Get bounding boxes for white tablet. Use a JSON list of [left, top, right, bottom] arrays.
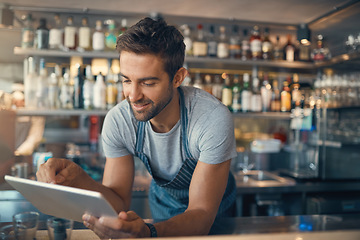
[[5, 175, 118, 222]]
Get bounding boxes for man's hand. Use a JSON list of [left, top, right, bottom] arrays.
[[36, 158, 87, 186], [82, 211, 150, 239]]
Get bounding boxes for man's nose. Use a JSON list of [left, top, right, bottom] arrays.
[[128, 84, 143, 102]]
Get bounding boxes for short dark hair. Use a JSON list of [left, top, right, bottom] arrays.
[[116, 17, 185, 81]]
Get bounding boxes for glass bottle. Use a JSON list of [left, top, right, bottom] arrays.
[[250, 25, 262, 60], [48, 65, 61, 109], [106, 70, 117, 109], [36, 58, 49, 109], [49, 14, 63, 50], [73, 64, 84, 109], [92, 20, 105, 51], [231, 74, 242, 113], [212, 75, 223, 101], [192, 24, 207, 57], [272, 35, 283, 60], [311, 35, 331, 62], [78, 17, 92, 52], [63, 16, 78, 51], [105, 19, 117, 51], [280, 79, 291, 112], [250, 75, 262, 112], [93, 73, 106, 110], [207, 25, 217, 57], [262, 27, 272, 60], [241, 73, 252, 112], [260, 74, 272, 112], [24, 57, 38, 108], [181, 24, 193, 56], [270, 79, 281, 112], [291, 73, 302, 109], [83, 65, 95, 110], [192, 72, 204, 90], [203, 74, 213, 95], [217, 26, 229, 59], [241, 29, 251, 60], [222, 74, 232, 109], [283, 34, 297, 62], [21, 13, 35, 49], [59, 68, 73, 109], [118, 19, 128, 36], [35, 18, 49, 49], [229, 25, 241, 59]]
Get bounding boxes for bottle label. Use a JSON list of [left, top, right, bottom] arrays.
[[250, 39, 262, 54], [281, 93, 291, 111], [217, 43, 229, 58], [93, 32, 105, 51], [64, 27, 77, 48], [49, 29, 62, 48], [193, 42, 207, 56], [241, 90, 252, 111], [22, 30, 34, 48], [232, 92, 241, 111], [222, 88, 232, 106], [251, 94, 262, 112], [79, 27, 91, 48], [184, 37, 193, 56], [208, 41, 217, 56], [286, 47, 295, 61]]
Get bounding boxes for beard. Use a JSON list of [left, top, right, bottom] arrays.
[[127, 85, 174, 122]]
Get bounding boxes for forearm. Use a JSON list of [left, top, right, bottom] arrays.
[[154, 209, 215, 237]]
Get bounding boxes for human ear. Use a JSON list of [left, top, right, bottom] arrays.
[[173, 67, 188, 88]]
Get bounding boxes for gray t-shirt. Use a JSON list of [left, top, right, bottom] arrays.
[[101, 86, 237, 181]]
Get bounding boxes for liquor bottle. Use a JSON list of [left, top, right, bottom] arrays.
[[63, 16, 78, 51], [59, 68, 73, 109], [78, 17, 92, 52], [83, 65, 95, 110], [262, 27, 272, 60], [93, 73, 106, 110], [118, 19, 128, 36], [280, 79, 291, 112], [106, 70, 117, 109], [260, 74, 272, 112], [217, 26, 229, 59], [35, 18, 49, 49], [212, 75, 223, 101], [105, 19, 117, 51], [272, 35, 283, 60], [181, 24, 193, 56], [207, 25, 217, 57], [229, 25, 241, 59], [241, 29, 251, 60], [250, 25, 262, 60], [231, 74, 242, 113], [48, 65, 61, 109], [203, 74, 213, 95], [73, 64, 84, 109], [192, 24, 207, 57], [92, 20, 105, 51], [250, 75, 262, 112], [270, 79, 281, 112], [24, 57, 38, 108], [222, 74, 232, 109], [291, 73, 302, 109], [283, 34, 297, 62], [21, 13, 35, 49], [241, 73, 252, 112], [311, 34, 331, 62], [192, 72, 204, 90], [298, 41, 311, 62], [49, 14, 63, 50], [36, 58, 49, 109]]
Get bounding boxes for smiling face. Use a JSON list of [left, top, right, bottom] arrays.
[[120, 51, 177, 122]]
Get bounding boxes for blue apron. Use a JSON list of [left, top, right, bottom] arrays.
[[135, 87, 236, 220]]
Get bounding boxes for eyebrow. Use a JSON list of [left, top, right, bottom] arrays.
[[119, 73, 160, 81]]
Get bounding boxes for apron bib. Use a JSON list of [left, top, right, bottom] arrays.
[[135, 87, 236, 219]]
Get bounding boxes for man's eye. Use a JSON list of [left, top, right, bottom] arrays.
[[142, 82, 155, 86], [122, 80, 131, 84]]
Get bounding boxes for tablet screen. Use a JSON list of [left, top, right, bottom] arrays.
[[5, 175, 118, 222]]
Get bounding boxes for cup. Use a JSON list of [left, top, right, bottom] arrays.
[[12, 212, 39, 240], [47, 217, 73, 240], [0, 224, 26, 240]]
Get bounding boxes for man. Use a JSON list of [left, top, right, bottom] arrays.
[[37, 17, 237, 238]]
